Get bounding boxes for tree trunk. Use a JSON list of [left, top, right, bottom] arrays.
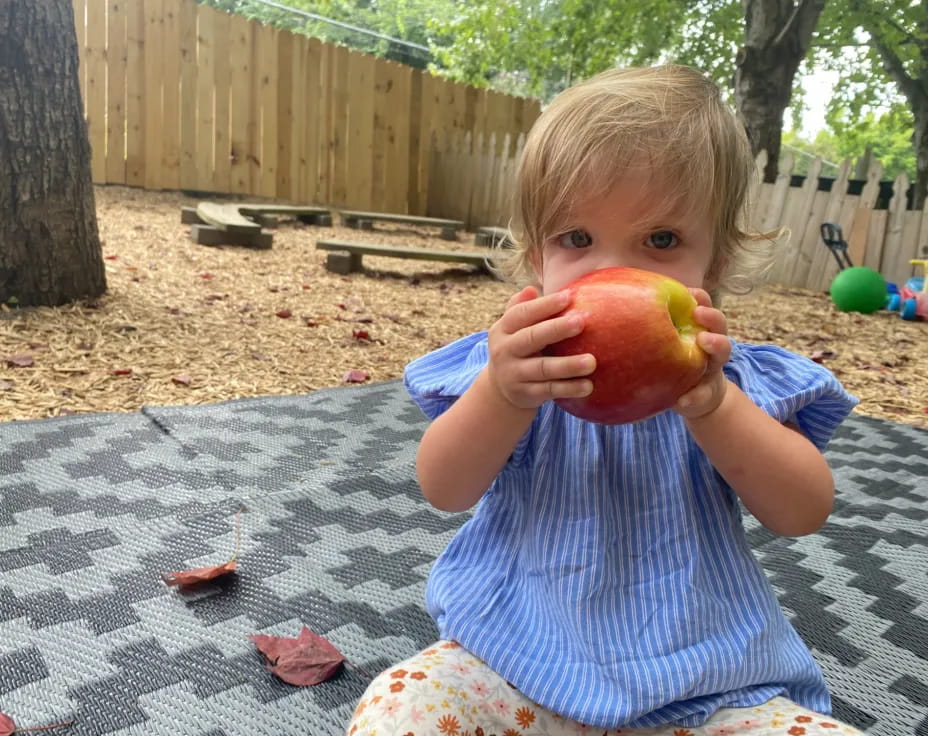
[[0, 0, 105, 307], [734, 0, 827, 182]]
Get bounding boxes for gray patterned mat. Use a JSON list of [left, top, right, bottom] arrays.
[[0, 380, 925, 735]]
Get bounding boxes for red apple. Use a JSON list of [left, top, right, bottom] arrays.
[[544, 267, 708, 424]]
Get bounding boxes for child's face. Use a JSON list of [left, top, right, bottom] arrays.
[[532, 170, 717, 294]]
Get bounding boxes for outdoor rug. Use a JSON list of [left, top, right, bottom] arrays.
[[0, 379, 925, 736]]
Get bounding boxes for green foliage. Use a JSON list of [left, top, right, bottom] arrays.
[[196, 0, 458, 68]]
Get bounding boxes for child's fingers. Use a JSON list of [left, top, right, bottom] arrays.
[[693, 305, 728, 335], [688, 287, 713, 309], [500, 289, 571, 334], [516, 353, 596, 384], [697, 331, 731, 372], [505, 285, 539, 312]]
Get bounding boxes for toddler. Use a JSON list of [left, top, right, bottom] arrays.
[[346, 64, 861, 736]]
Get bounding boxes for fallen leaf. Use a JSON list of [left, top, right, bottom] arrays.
[[111, 369, 133, 376], [352, 329, 370, 341], [161, 558, 238, 587], [172, 375, 192, 386], [0, 712, 74, 735], [104, 254, 118, 261], [249, 625, 344, 686], [810, 350, 835, 363], [302, 284, 312, 290], [276, 309, 292, 319], [6, 355, 33, 368], [162, 508, 243, 588], [201, 273, 214, 280], [343, 369, 369, 383]]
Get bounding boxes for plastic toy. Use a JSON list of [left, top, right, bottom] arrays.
[[894, 259, 928, 321], [829, 265, 887, 313]]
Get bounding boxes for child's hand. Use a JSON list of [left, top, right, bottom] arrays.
[[486, 286, 596, 410], [674, 288, 731, 420]]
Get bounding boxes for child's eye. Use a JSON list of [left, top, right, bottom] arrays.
[[557, 230, 593, 249], [646, 231, 679, 250]]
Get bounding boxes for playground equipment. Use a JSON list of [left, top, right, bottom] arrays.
[[822, 222, 888, 313], [886, 259, 928, 320]]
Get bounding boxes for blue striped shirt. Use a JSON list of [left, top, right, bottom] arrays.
[[404, 333, 858, 729]]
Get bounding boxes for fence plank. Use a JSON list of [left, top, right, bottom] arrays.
[[178, 0, 198, 189], [370, 57, 391, 212], [302, 37, 322, 204], [881, 173, 911, 284], [805, 159, 851, 291], [864, 210, 889, 273], [160, 0, 181, 189], [765, 153, 796, 284], [406, 69, 423, 214], [143, 0, 164, 189], [125, 0, 145, 186], [228, 13, 253, 194], [344, 51, 375, 210], [275, 29, 294, 200], [289, 34, 307, 203], [847, 158, 883, 266], [256, 23, 279, 198], [195, 3, 215, 190], [917, 195, 928, 261], [85, 0, 107, 182], [380, 61, 412, 214], [313, 40, 332, 205], [106, 0, 127, 184], [782, 156, 824, 287], [329, 45, 351, 207], [213, 9, 232, 194]]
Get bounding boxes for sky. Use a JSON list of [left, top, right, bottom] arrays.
[[794, 68, 839, 138]]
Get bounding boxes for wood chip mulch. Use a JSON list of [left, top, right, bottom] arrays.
[[1, 184, 925, 430]]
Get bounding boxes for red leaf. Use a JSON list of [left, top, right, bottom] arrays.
[[343, 369, 369, 383], [352, 329, 370, 341], [6, 355, 33, 368], [161, 558, 238, 587], [302, 284, 312, 290], [162, 508, 243, 588], [172, 375, 192, 386], [0, 713, 13, 736], [248, 625, 344, 686], [104, 254, 118, 261], [201, 273, 214, 280], [276, 309, 292, 319], [111, 369, 133, 376]]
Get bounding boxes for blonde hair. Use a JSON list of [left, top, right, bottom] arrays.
[[497, 64, 776, 297]]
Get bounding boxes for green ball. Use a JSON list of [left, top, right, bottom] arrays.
[[829, 266, 887, 313]]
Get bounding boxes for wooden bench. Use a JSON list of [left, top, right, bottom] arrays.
[[182, 202, 333, 249], [315, 239, 493, 275], [339, 210, 465, 241], [474, 226, 513, 248]]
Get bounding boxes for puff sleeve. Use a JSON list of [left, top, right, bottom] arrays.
[[404, 332, 490, 420], [723, 341, 858, 450]]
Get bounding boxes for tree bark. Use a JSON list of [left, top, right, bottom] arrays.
[[0, 0, 106, 307], [734, 0, 828, 182]]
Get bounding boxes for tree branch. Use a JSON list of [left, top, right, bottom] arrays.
[[773, 0, 826, 47], [868, 26, 923, 104]]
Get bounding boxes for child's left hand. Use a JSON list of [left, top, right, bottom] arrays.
[[674, 288, 731, 420]]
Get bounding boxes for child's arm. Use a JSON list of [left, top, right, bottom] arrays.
[[416, 286, 596, 512], [675, 291, 835, 537]]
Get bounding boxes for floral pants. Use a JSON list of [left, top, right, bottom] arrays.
[[346, 641, 863, 736]]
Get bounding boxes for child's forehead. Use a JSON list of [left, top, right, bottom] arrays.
[[562, 169, 705, 227]]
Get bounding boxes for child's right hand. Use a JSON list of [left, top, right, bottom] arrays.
[[486, 286, 597, 410]]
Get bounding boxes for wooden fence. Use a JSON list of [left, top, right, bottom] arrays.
[[72, 0, 540, 214], [428, 135, 927, 290]]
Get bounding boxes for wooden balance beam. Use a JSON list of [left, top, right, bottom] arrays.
[[315, 239, 494, 275], [339, 210, 465, 241], [182, 202, 333, 249]]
